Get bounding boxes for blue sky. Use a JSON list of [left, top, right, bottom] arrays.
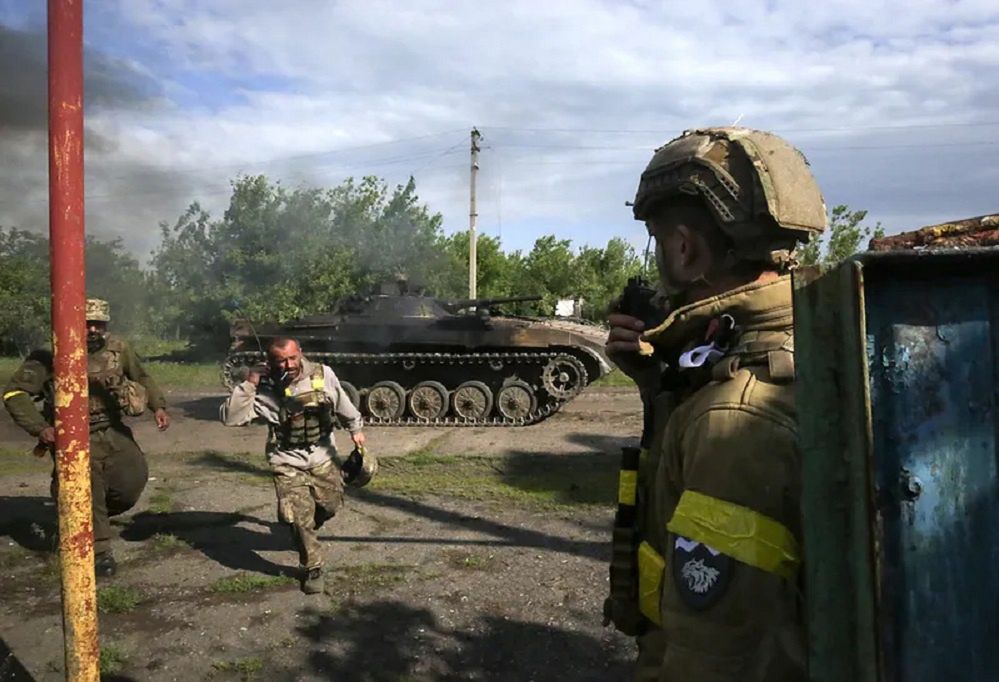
[[1, 0, 998, 260]]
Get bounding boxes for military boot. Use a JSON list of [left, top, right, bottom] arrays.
[[95, 551, 117, 578], [301, 567, 324, 594]]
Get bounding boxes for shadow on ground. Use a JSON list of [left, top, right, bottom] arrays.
[[279, 599, 632, 682], [0, 496, 57, 553], [342, 487, 607, 561], [121, 511, 293, 577], [0, 635, 34, 682], [187, 450, 269, 479], [171, 395, 228, 422]]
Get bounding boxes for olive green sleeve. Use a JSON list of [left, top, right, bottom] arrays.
[[2, 354, 53, 437], [659, 407, 805, 679], [119, 342, 167, 411]]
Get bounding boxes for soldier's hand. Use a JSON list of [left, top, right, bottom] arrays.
[[606, 313, 646, 355], [245, 370, 262, 387], [351, 431, 366, 448], [154, 408, 171, 431], [605, 314, 662, 393], [38, 426, 56, 445]]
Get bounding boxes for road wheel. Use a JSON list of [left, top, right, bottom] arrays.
[[408, 381, 449, 421], [365, 381, 406, 421], [339, 381, 360, 409], [451, 381, 494, 422], [496, 381, 537, 422]]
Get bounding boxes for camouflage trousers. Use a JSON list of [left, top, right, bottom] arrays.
[[271, 459, 344, 570]]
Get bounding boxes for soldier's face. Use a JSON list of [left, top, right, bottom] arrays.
[[645, 203, 714, 303], [85, 321, 108, 352], [269, 342, 303, 381]]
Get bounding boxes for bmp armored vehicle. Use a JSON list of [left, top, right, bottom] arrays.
[[222, 281, 612, 426]]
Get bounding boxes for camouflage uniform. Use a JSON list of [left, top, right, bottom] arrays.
[[220, 358, 362, 572], [2, 301, 166, 556], [604, 128, 827, 680], [271, 460, 344, 569]]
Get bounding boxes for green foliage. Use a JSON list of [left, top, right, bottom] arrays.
[[209, 572, 295, 593], [97, 585, 143, 613], [0, 173, 660, 355], [0, 227, 155, 355], [99, 643, 128, 675], [0, 228, 50, 354], [211, 657, 264, 680], [148, 175, 449, 350], [799, 205, 886, 266]]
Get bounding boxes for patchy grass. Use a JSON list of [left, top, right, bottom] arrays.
[[150, 533, 189, 552], [146, 488, 176, 514], [444, 550, 494, 571], [0, 355, 221, 391], [210, 656, 264, 680], [326, 563, 416, 610], [99, 642, 127, 676], [592, 369, 636, 388], [330, 562, 412, 590], [0, 447, 50, 477], [143, 361, 222, 390], [373, 451, 617, 509], [0, 545, 36, 571], [209, 572, 295, 594], [97, 585, 144, 614]]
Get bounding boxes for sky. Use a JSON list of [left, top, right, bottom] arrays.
[[1, 0, 997, 262]]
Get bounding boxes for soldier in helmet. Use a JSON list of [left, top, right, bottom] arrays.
[[3, 298, 171, 577], [603, 128, 826, 680], [219, 337, 370, 594]]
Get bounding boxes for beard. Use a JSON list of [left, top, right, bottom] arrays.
[[86, 332, 107, 353]]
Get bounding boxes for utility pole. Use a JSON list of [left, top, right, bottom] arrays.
[[468, 127, 481, 299], [48, 0, 100, 679]]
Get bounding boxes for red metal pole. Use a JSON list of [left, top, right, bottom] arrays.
[[48, 1, 99, 680]]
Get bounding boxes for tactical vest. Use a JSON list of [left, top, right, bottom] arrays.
[[87, 337, 146, 429], [608, 326, 796, 634], [274, 366, 334, 448]]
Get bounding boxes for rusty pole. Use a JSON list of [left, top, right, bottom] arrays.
[[48, 1, 100, 680]]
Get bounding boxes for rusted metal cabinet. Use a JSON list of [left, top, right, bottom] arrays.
[[793, 248, 999, 682]]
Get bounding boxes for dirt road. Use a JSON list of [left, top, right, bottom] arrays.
[[0, 387, 642, 681]]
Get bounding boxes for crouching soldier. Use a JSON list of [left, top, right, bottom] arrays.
[[2, 298, 170, 577], [220, 337, 367, 594]]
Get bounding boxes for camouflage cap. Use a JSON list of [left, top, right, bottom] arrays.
[[633, 127, 827, 266], [85, 298, 111, 322]]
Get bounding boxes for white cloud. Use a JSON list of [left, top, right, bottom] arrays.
[[2, 0, 997, 258]]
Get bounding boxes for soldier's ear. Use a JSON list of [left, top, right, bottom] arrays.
[[673, 224, 698, 267]]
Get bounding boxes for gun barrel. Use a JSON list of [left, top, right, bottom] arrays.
[[443, 295, 543, 312]]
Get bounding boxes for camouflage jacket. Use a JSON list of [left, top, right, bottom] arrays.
[[2, 335, 166, 435]]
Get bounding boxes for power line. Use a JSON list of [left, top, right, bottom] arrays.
[[482, 121, 999, 135]]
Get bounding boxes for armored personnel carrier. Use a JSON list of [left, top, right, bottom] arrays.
[[222, 281, 612, 426]]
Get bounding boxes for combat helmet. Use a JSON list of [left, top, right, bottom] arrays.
[[632, 127, 827, 268], [85, 298, 111, 322], [341, 446, 378, 488]]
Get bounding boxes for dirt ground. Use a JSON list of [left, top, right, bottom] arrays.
[[0, 386, 643, 681]]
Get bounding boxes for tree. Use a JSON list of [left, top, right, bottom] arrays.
[[431, 232, 517, 301], [0, 228, 50, 354], [148, 174, 448, 351], [0, 227, 154, 355], [573, 237, 646, 319], [798, 205, 885, 266]]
